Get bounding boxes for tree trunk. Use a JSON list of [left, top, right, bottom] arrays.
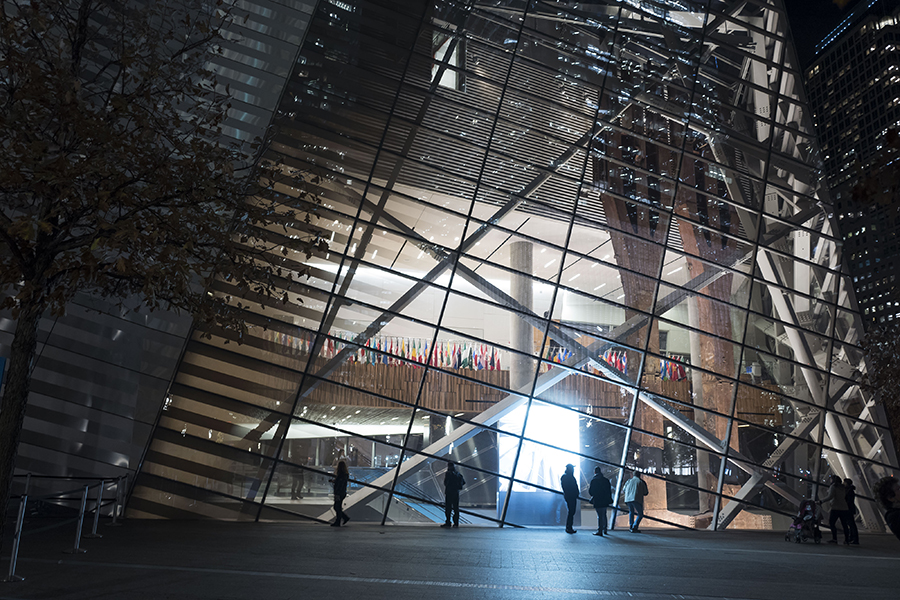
[[0, 300, 44, 555]]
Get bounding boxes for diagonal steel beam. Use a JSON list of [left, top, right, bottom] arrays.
[[713, 409, 821, 529]]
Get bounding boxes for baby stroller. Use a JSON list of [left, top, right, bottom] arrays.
[[785, 499, 822, 544]]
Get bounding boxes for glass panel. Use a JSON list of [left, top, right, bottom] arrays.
[[383, 424, 506, 526], [657, 252, 753, 310], [162, 384, 289, 449], [535, 370, 633, 422], [140, 428, 274, 505], [417, 366, 527, 426], [617, 435, 726, 529], [649, 320, 740, 379], [738, 346, 821, 406], [264, 460, 333, 520], [129, 473, 258, 520], [717, 456, 811, 531], [673, 215, 755, 269]]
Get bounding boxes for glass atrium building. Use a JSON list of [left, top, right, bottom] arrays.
[[7, 0, 897, 530]]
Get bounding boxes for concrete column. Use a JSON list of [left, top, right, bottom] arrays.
[[688, 295, 710, 513], [510, 241, 534, 393], [792, 230, 811, 313]]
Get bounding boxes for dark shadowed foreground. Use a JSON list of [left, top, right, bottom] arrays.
[[1, 520, 897, 600]]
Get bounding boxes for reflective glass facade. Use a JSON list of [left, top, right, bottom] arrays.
[[124, 0, 898, 530], [1, 0, 317, 502]]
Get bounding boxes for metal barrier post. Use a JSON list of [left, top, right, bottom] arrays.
[[63, 485, 89, 554], [83, 480, 104, 539], [3, 495, 28, 582], [108, 476, 124, 527]]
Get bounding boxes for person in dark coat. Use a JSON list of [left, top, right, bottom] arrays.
[[874, 476, 900, 540], [844, 478, 859, 545], [330, 460, 350, 527], [442, 462, 465, 528], [820, 474, 850, 544], [561, 463, 579, 534], [588, 467, 613, 537]]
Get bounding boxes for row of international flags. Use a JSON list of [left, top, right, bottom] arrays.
[[539, 345, 629, 376], [659, 356, 689, 381], [265, 329, 688, 379], [543, 346, 689, 382], [267, 330, 502, 370]]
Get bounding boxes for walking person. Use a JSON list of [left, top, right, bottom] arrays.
[[561, 463, 579, 534], [330, 460, 350, 527], [820, 474, 851, 544], [623, 470, 649, 533], [441, 462, 465, 528], [873, 476, 900, 540], [844, 478, 860, 545], [589, 467, 612, 537]]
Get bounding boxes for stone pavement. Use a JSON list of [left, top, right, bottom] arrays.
[[1, 519, 898, 600]]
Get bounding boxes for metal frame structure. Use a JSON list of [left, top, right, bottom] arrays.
[[125, 0, 898, 531]]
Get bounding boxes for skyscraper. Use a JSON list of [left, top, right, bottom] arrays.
[[805, 0, 900, 328], [4, 0, 896, 531]]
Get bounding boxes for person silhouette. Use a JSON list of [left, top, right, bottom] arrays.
[[589, 467, 612, 536], [820, 474, 850, 544], [622, 470, 649, 533], [874, 476, 900, 540], [441, 462, 466, 528], [561, 463, 579, 534], [329, 460, 350, 527]]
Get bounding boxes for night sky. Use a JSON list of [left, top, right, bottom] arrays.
[[783, 0, 856, 67]]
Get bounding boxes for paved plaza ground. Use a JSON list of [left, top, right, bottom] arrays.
[[0, 518, 898, 600]]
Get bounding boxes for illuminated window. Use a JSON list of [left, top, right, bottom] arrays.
[[432, 30, 464, 91]]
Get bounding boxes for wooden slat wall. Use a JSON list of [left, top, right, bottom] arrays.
[[303, 361, 783, 427]]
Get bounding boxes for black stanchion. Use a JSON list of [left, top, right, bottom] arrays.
[[83, 480, 104, 539], [4, 495, 28, 582], [63, 485, 89, 554]]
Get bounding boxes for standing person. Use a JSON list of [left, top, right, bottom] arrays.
[[844, 478, 860, 545], [820, 474, 850, 544], [622, 470, 649, 533], [442, 462, 466, 528], [330, 460, 350, 527], [290, 466, 305, 500], [589, 466, 613, 537], [561, 463, 579, 534], [873, 476, 900, 540]]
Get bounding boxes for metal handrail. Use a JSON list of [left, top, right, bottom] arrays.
[[4, 475, 128, 583]]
